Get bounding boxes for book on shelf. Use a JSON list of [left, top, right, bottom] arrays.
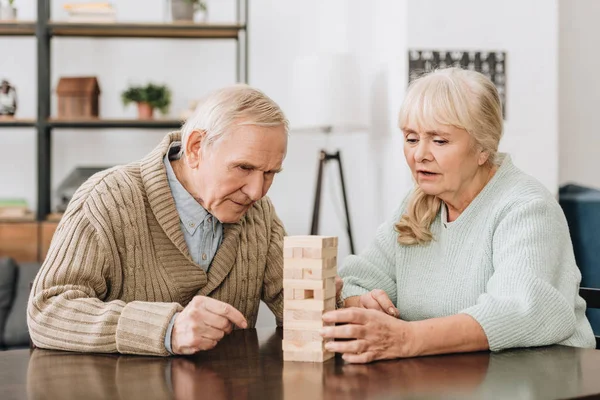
[[0, 198, 34, 220], [63, 2, 116, 23]]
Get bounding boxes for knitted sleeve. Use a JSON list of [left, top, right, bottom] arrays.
[[339, 207, 401, 305], [261, 197, 285, 327], [460, 198, 595, 351], [27, 179, 181, 356]]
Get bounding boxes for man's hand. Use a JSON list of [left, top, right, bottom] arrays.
[[359, 289, 399, 318], [171, 296, 248, 355]]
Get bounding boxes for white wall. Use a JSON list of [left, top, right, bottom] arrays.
[[407, 0, 560, 193], [559, 0, 600, 189]]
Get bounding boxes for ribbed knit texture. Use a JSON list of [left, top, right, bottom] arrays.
[[341, 154, 596, 351], [27, 131, 285, 356]]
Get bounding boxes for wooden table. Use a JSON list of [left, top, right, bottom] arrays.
[[2, 328, 600, 400]]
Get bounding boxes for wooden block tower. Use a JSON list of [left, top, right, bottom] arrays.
[[282, 235, 338, 362]]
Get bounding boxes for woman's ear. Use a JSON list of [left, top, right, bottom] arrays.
[[184, 130, 206, 168], [478, 150, 490, 166]]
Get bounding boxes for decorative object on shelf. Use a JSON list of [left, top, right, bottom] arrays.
[[0, 198, 33, 220], [408, 50, 507, 118], [0, 79, 17, 117], [0, 0, 17, 21], [170, 0, 208, 23], [63, 2, 116, 23], [55, 167, 111, 213], [56, 76, 101, 119], [121, 83, 171, 120]]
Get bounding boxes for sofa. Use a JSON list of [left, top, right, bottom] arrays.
[[0, 257, 41, 350]]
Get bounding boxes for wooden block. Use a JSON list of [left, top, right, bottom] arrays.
[[284, 257, 336, 270], [292, 248, 303, 258], [284, 329, 324, 342], [301, 246, 337, 260], [284, 309, 323, 320], [293, 289, 313, 299], [283, 247, 293, 259], [284, 235, 337, 249], [284, 298, 336, 311], [284, 279, 327, 290], [283, 350, 335, 362], [283, 268, 303, 279], [314, 277, 336, 300], [284, 288, 295, 300], [284, 319, 333, 330], [282, 340, 328, 352]]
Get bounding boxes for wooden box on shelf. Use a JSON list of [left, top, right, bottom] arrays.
[[56, 76, 100, 119]]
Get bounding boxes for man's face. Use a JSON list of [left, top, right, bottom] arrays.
[[185, 123, 287, 223]]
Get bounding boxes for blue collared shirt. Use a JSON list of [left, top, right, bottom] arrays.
[[163, 142, 223, 353]]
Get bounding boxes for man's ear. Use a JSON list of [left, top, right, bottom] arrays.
[[184, 130, 206, 168]]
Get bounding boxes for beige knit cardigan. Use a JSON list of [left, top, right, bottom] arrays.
[[27, 132, 285, 356]]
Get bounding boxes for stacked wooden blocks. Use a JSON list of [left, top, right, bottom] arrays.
[[282, 235, 338, 362]]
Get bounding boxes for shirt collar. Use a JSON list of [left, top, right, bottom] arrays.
[[164, 142, 215, 235]]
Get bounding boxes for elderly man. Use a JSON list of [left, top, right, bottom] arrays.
[[27, 84, 288, 356]]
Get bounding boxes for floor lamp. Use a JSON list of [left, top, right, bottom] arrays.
[[291, 53, 362, 254], [310, 146, 355, 254]]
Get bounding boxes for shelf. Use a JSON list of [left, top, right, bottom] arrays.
[[48, 118, 183, 129], [0, 118, 36, 127], [48, 21, 245, 39], [0, 21, 36, 36]]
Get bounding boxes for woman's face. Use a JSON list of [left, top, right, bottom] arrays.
[[402, 122, 488, 203]]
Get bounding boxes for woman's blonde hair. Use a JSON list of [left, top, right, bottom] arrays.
[[180, 84, 289, 156], [395, 67, 503, 245]]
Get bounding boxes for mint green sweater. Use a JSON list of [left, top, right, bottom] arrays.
[[341, 154, 595, 351]]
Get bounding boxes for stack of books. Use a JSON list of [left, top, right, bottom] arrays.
[[0, 199, 33, 220], [63, 2, 117, 23]]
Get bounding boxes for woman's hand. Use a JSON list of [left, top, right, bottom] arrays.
[[320, 307, 416, 364], [359, 289, 399, 317]]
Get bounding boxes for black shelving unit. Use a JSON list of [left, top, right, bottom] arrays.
[[1, 0, 249, 221]]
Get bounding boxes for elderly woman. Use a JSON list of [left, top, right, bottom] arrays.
[[322, 68, 595, 363]]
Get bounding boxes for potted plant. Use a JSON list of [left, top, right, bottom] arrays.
[[121, 83, 171, 120], [171, 0, 207, 23], [0, 0, 17, 21]]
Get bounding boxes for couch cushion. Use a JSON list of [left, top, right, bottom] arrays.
[[3, 262, 41, 348], [0, 258, 18, 349]]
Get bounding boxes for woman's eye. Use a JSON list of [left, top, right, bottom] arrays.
[[406, 138, 418, 144], [434, 140, 448, 145]]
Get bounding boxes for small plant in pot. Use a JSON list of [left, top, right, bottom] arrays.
[[0, 0, 18, 21], [171, 0, 208, 22], [121, 83, 171, 120]]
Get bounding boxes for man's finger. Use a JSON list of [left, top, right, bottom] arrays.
[[202, 298, 248, 328], [370, 289, 398, 317], [202, 312, 233, 333], [198, 322, 226, 341]]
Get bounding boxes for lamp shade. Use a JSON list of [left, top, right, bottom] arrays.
[[290, 53, 362, 131]]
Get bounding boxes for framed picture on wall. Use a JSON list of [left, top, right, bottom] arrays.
[[408, 50, 507, 119]]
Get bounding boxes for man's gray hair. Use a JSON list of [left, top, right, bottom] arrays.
[[180, 84, 289, 155]]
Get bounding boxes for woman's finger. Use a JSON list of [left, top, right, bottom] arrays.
[[370, 289, 399, 317], [325, 339, 368, 354]]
